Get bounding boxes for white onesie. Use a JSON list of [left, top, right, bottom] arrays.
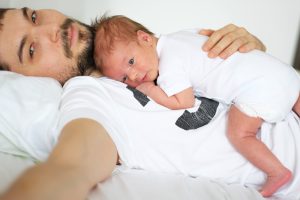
[[156, 31, 300, 122]]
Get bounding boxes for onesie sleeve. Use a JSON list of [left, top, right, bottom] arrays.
[[157, 36, 192, 97]]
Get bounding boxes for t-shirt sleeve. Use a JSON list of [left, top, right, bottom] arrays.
[[57, 77, 125, 146], [157, 37, 192, 97], [57, 77, 139, 165]]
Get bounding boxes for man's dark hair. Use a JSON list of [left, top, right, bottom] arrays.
[[0, 8, 12, 30]]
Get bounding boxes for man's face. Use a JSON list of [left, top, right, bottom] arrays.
[[0, 8, 94, 84]]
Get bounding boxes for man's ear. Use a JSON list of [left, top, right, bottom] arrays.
[[137, 30, 152, 44]]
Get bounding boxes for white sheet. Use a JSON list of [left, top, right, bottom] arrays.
[[0, 71, 62, 160]]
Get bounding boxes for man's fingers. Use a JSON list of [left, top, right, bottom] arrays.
[[199, 29, 214, 36], [238, 42, 256, 53], [202, 24, 238, 52], [218, 37, 249, 59], [201, 23, 266, 58]]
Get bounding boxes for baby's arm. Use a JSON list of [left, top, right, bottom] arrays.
[[137, 82, 194, 109]]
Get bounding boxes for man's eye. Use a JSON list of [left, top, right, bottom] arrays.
[[31, 10, 37, 23], [29, 44, 35, 58], [128, 58, 135, 65]]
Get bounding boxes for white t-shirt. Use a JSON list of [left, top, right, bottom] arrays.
[[58, 76, 300, 199], [156, 31, 300, 122]]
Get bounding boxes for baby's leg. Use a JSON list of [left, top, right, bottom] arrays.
[[292, 93, 300, 117], [227, 105, 292, 197]]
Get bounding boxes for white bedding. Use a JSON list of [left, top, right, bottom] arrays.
[[93, 166, 265, 200], [0, 71, 62, 161], [0, 152, 265, 200]]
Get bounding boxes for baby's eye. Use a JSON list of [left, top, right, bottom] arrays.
[[128, 58, 135, 65], [31, 10, 37, 24]]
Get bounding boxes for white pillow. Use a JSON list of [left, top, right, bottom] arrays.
[[0, 71, 62, 161]]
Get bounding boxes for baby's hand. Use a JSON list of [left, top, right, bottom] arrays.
[[136, 82, 155, 95]]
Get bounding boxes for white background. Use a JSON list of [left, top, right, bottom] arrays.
[[1, 0, 300, 65]]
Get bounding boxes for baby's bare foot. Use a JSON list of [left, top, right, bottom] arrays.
[[260, 169, 292, 197]]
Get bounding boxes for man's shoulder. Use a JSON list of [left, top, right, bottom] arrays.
[[63, 76, 95, 87], [62, 76, 129, 99], [63, 76, 113, 90]]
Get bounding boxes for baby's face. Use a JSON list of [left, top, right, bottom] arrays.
[[101, 40, 159, 88]]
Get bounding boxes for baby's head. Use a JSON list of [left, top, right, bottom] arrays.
[[93, 15, 159, 87]]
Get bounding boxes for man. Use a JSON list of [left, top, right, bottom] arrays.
[[0, 7, 271, 200], [0, 7, 95, 84]]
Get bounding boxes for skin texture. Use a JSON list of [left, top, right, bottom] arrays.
[[0, 8, 268, 200]]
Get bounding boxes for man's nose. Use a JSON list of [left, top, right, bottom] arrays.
[[34, 24, 60, 43]]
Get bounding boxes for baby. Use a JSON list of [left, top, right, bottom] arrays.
[[93, 15, 300, 197]]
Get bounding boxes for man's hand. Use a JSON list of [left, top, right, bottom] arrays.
[[200, 24, 266, 59]]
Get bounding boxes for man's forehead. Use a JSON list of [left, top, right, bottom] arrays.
[[2, 8, 24, 25], [0, 8, 27, 69]]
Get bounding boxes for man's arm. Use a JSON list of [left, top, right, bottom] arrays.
[[0, 118, 118, 200], [200, 24, 266, 59]]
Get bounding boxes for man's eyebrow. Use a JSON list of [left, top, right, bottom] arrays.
[[17, 7, 31, 64], [18, 36, 27, 64], [21, 7, 30, 22]]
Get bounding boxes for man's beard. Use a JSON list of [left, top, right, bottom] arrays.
[[60, 18, 96, 77]]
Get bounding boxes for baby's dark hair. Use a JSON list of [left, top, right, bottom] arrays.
[[92, 15, 153, 69]]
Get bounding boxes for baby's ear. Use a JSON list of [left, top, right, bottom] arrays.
[[137, 30, 152, 43]]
